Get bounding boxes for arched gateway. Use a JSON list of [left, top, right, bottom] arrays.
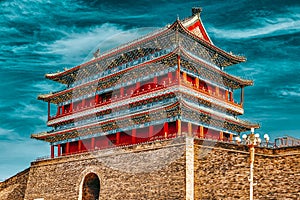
[[80, 173, 100, 200]]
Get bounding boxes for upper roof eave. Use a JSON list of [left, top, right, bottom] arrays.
[[175, 17, 246, 67], [37, 49, 180, 103], [181, 12, 213, 44], [45, 14, 246, 84], [44, 26, 171, 84], [179, 48, 253, 88]]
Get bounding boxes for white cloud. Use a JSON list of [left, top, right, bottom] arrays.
[[0, 127, 21, 141], [44, 23, 157, 65], [11, 102, 45, 122], [278, 88, 300, 98], [32, 80, 63, 94], [209, 13, 300, 39], [0, 127, 15, 136]]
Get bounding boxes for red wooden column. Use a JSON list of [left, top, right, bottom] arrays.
[[120, 87, 124, 97], [229, 91, 233, 102], [183, 72, 187, 82], [153, 77, 158, 85], [95, 94, 99, 105], [219, 131, 224, 141], [70, 103, 73, 113], [116, 132, 120, 145], [196, 126, 200, 138], [82, 99, 85, 108], [61, 105, 65, 115], [168, 72, 173, 84], [176, 120, 181, 136], [225, 90, 229, 101], [195, 78, 200, 89], [132, 129, 136, 144], [164, 122, 169, 138], [149, 125, 154, 139], [136, 82, 140, 91], [78, 140, 82, 152], [188, 122, 192, 136], [216, 87, 220, 96], [50, 145, 54, 158], [91, 138, 95, 150], [199, 126, 204, 138], [66, 142, 70, 155], [57, 144, 61, 157], [229, 134, 233, 142]]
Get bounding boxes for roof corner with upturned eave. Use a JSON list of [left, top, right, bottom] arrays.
[[181, 7, 213, 44], [175, 7, 246, 67]]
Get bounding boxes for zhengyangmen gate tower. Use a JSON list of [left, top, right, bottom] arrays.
[[1, 8, 299, 200], [35, 7, 257, 158]]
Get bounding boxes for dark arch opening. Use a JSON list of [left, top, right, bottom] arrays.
[[82, 173, 100, 200]]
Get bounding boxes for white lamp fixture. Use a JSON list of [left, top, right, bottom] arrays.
[[257, 138, 262, 144], [264, 134, 270, 142], [235, 136, 241, 143]]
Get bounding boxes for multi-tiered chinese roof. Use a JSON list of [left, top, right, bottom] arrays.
[[32, 8, 259, 158]]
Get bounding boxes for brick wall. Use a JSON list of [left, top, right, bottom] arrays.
[[0, 168, 30, 200], [1, 137, 299, 200], [24, 139, 187, 200], [194, 139, 300, 200]]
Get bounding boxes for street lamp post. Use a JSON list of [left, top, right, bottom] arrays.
[[241, 128, 269, 200]]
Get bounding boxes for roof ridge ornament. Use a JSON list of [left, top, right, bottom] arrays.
[[93, 48, 101, 59], [192, 7, 202, 16]]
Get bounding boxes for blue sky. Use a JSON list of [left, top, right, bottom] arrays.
[[0, 0, 299, 180]]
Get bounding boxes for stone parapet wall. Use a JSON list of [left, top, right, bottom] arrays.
[[194, 139, 300, 200], [25, 138, 187, 200], [1, 137, 299, 199], [0, 168, 30, 200]]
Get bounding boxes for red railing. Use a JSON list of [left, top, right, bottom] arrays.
[[39, 131, 241, 160], [181, 80, 242, 108], [49, 79, 179, 121], [49, 77, 242, 123]]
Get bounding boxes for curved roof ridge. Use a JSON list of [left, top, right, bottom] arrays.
[[179, 47, 253, 87], [175, 19, 246, 66], [181, 99, 259, 129], [181, 12, 213, 44], [39, 49, 179, 102], [46, 26, 170, 80]]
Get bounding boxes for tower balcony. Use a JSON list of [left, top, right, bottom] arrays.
[[48, 76, 179, 124], [180, 80, 242, 108]]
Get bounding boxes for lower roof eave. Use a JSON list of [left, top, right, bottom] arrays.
[[31, 132, 51, 141]]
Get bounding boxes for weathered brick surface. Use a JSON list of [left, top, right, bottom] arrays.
[[194, 139, 300, 200], [0, 168, 30, 200], [1, 138, 299, 200], [24, 139, 187, 200]]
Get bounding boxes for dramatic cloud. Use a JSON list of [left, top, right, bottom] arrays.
[[209, 11, 300, 39], [45, 24, 157, 65]]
